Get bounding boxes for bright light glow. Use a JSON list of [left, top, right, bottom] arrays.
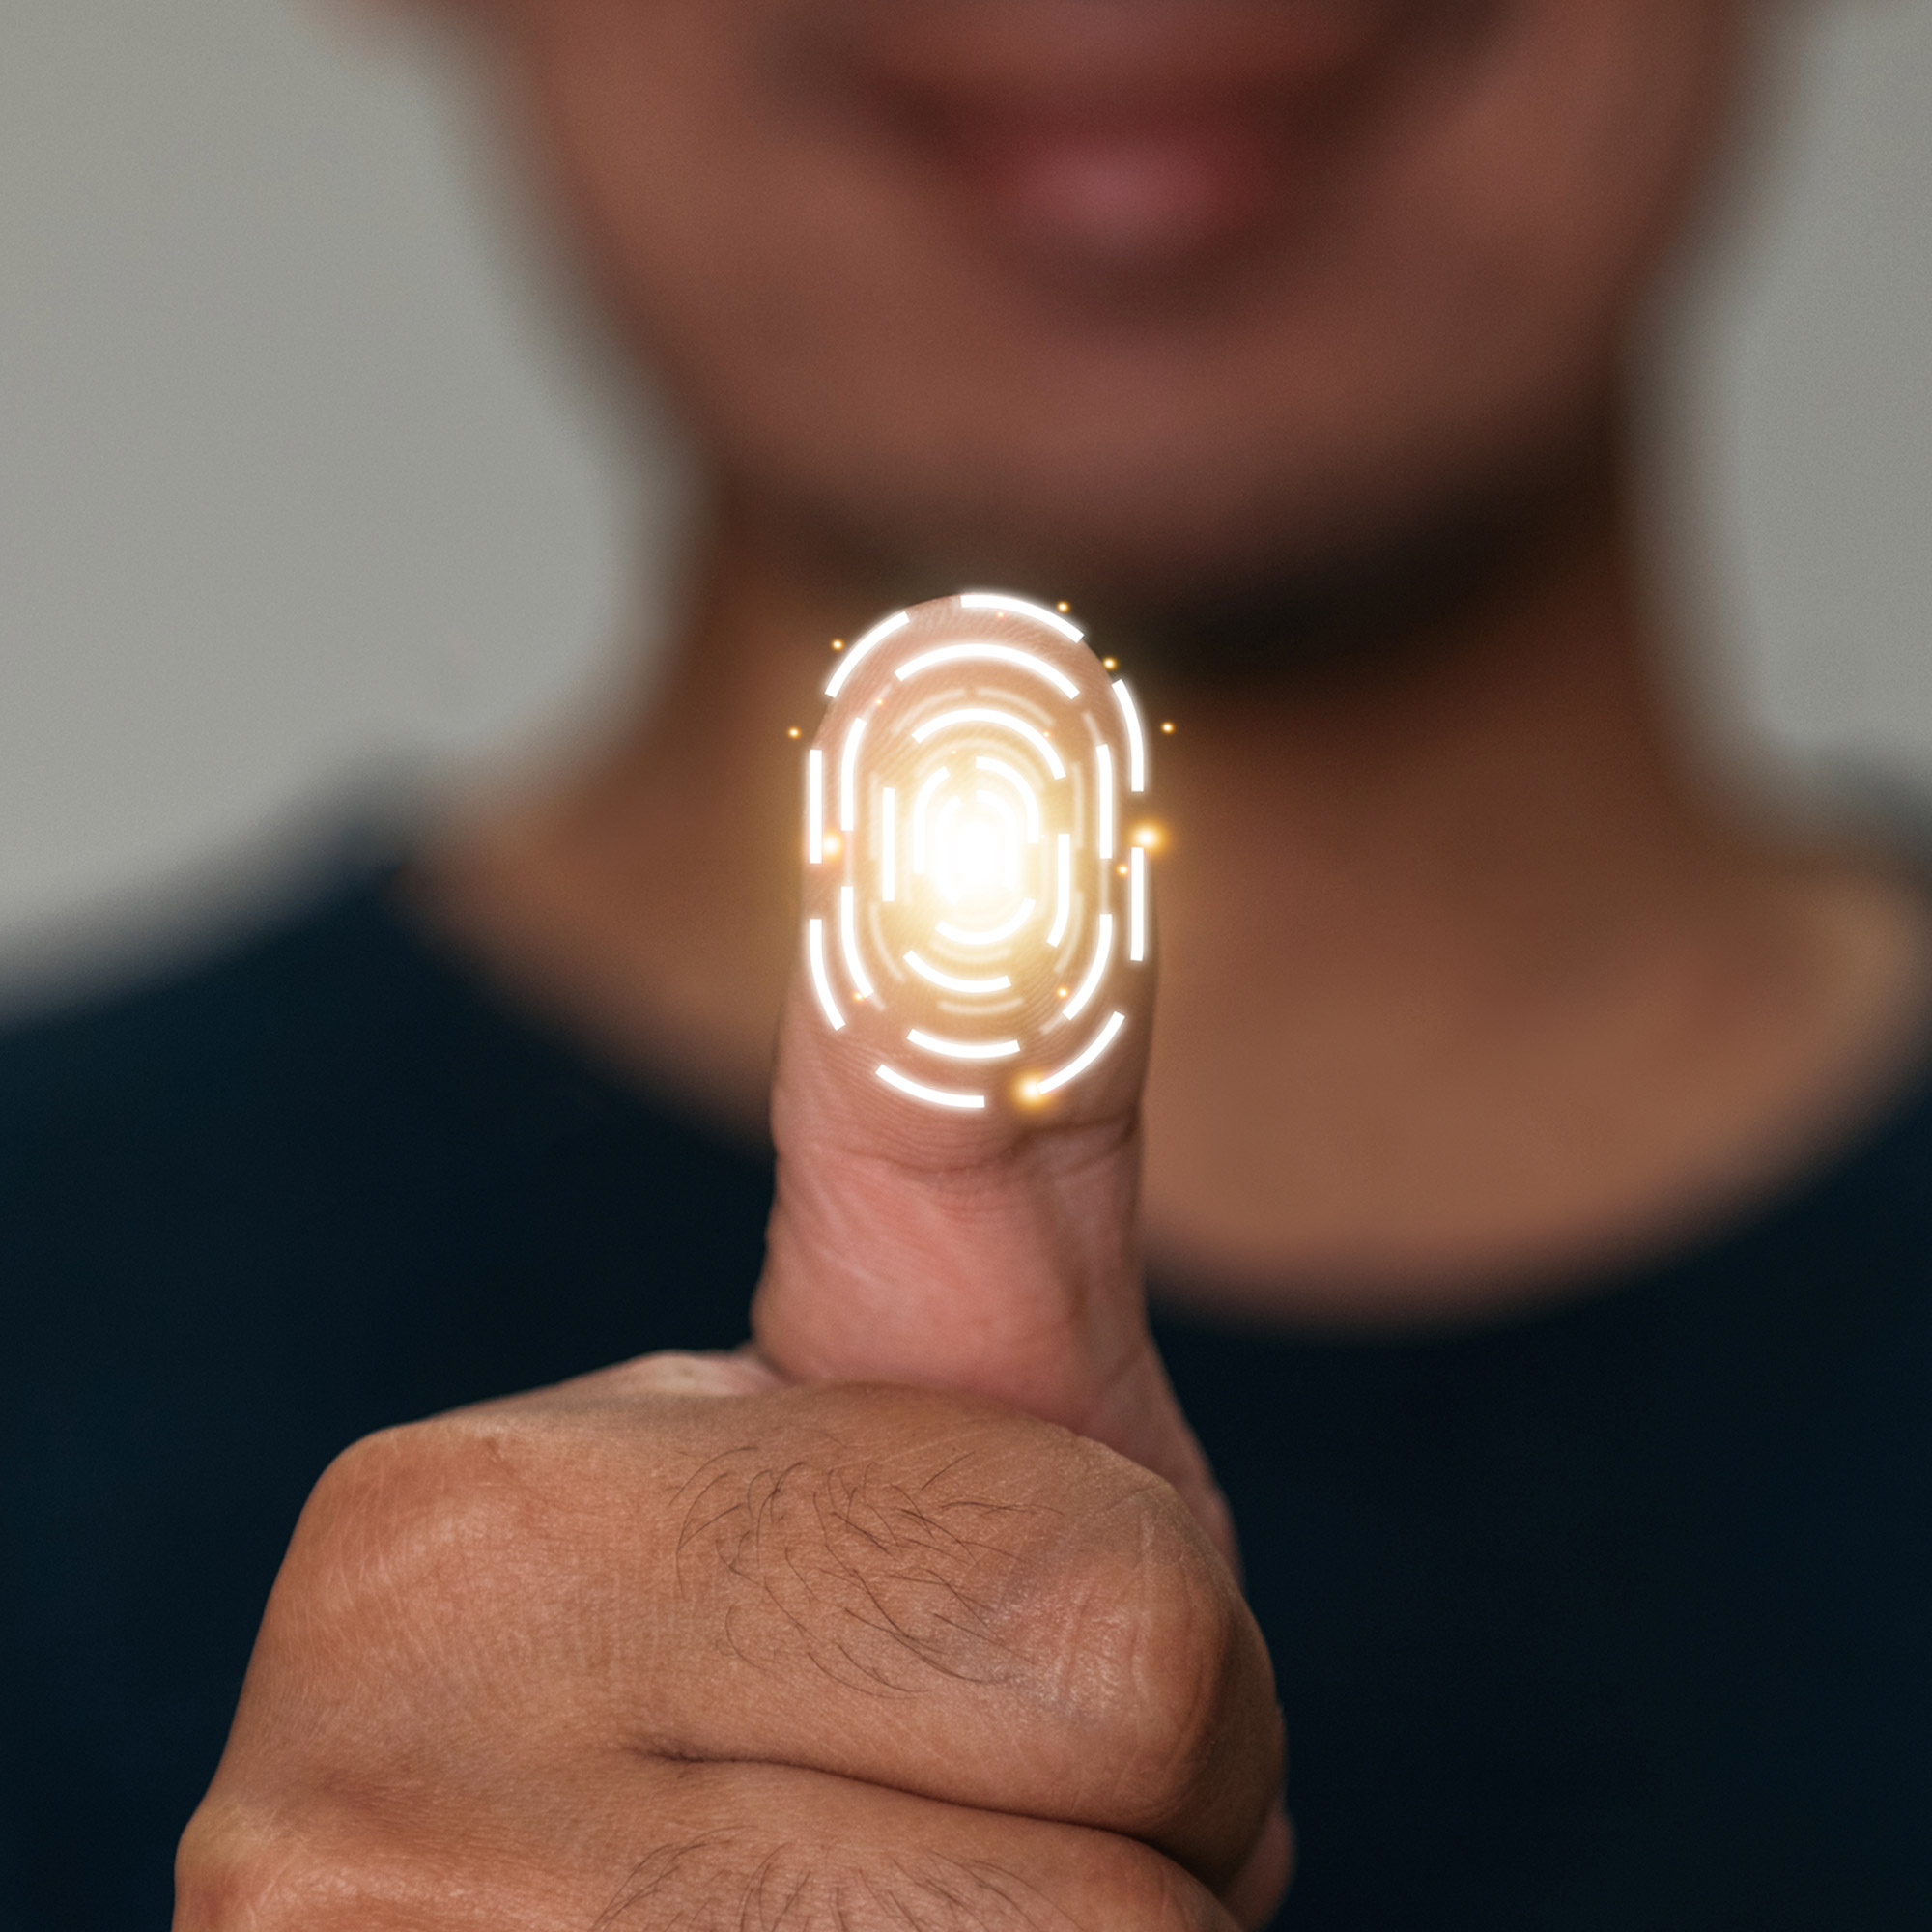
[[904, 952, 1011, 995], [976, 757, 1040, 841], [826, 610, 910, 697], [807, 920, 844, 1032], [896, 644, 1079, 698], [948, 811, 1010, 896], [912, 767, 949, 874], [807, 593, 1154, 1115], [938, 899, 1035, 947], [974, 790, 1021, 887], [839, 886, 875, 1001], [912, 709, 1066, 781], [1063, 914, 1114, 1021], [877, 1063, 987, 1110], [1037, 1011, 1127, 1094], [934, 796, 964, 902], [1047, 834, 1072, 948], [839, 718, 867, 832], [960, 591, 1084, 643], [1113, 681, 1148, 794], [908, 1030, 1022, 1061]]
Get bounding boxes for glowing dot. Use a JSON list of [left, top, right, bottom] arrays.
[[831, 639, 844, 651], [1057, 602, 1071, 613], [1057, 987, 1069, 999], [1102, 658, 1118, 671], [1132, 823, 1164, 852], [1161, 722, 1176, 734], [1118, 865, 1129, 877], [786, 726, 800, 739], [823, 833, 842, 859]]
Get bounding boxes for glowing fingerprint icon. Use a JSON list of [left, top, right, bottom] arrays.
[[801, 591, 1153, 1111]]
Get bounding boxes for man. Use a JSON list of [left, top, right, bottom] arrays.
[[7, 2, 1931, 1925]]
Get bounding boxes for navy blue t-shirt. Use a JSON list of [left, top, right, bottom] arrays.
[[4, 870, 1930, 1929]]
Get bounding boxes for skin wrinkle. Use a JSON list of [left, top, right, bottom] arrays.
[[1041, 1492, 1223, 1834], [593, 1834, 1097, 1932], [769, 1174, 1136, 1361]]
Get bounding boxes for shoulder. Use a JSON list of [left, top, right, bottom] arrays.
[[0, 864, 773, 1362], [0, 868, 500, 1199]]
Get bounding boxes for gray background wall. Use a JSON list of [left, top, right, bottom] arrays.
[[3, 1, 1930, 980]]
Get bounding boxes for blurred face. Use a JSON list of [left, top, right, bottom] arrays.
[[467, 0, 1747, 602]]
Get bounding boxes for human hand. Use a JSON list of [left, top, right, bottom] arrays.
[[177, 608, 1290, 1929]]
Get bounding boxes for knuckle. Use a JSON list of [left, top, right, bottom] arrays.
[[174, 1803, 349, 1932], [175, 1804, 472, 1932], [282, 1415, 555, 1636], [245, 1409, 609, 1747], [1036, 1465, 1262, 1833], [1069, 1833, 1241, 1932]]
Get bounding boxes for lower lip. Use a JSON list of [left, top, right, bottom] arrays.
[[931, 109, 1290, 268]]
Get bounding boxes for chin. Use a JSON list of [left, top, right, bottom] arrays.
[[758, 368, 1616, 632]]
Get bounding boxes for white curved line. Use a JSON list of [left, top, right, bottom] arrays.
[[839, 886, 875, 1001], [1095, 745, 1115, 860], [880, 786, 896, 902], [877, 1063, 986, 1110], [807, 920, 845, 1032], [1037, 1011, 1127, 1095], [904, 952, 1011, 995], [937, 898, 1036, 947], [838, 717, 867, 833], [912, 767, 949, 874], [1063, 914, 1114, 1022], [896, 643, 1079, 698], [908, 1030, 1022, 1062], [959, 592, 1084, 643], [1047, 834, 1072, 949], [1129, 845, 1148, 963], [1113, 681, 1148, 794], [912, 709, 1065, 781], [826, 610, 910, 697], [976, 757, 1040, 841]]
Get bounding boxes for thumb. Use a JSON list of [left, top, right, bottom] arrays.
[[750, 591, 1230, 1557]]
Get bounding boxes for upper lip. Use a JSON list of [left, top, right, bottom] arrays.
[[810, 0, 1403, 120]]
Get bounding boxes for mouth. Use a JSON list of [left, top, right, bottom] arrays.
[[806, 1, 1409, 273]]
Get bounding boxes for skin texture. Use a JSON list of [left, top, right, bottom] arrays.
[[182, 1, 1932, 1925], [179, 1372, 1283, 1929]]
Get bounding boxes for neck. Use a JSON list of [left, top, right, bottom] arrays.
[[418, 446, 1931, 1321], [1151, 455, 1711, 1025]]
